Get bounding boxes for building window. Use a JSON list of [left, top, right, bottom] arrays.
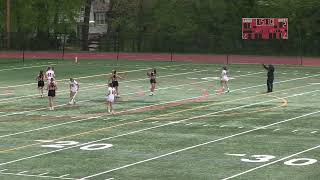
[[94, 12, 106, 24]]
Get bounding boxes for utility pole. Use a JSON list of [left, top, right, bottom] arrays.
[[6, 0, 11, 49]]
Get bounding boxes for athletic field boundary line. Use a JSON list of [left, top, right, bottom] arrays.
[[0, 64, 56, 72], [222, 144, 320, 179], [0, 89, 319, 167], [79, 91, 320, 179], [0, 171, 76, 180], [0, 71, 308, 138]]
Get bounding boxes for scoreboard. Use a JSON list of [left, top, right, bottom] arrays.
[[242, 18, 288, 40]]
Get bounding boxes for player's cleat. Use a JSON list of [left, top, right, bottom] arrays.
[[149, 92, 154, 96]]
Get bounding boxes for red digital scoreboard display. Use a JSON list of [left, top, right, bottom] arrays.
[[242, 18, 288, 40]]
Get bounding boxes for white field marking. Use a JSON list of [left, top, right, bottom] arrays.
[[291, 129, 299, 133], [0, 171, 76, 180], [203, 124, 209, 127], [80, 103, 320, 179], [0, 93, 12, 96], [185, 123, 193, 126], [59, 174, 70, 178], [38, 172, 50, 176], [105, 178, 114, 180], [1, 89, 318, 168], [151, 121, 159, 124], [0, 73, 316, 138], [35, 140, 54, 143], [0, 64, 56, 72], [311, 131, 318, 134], [187, 77, 198, 80], [0, 169, 7, 172], [0, 68, 209, 103], [118, 119, 127, 122], [309, 83, 320, 85], [220, 125, 226, 127], [273, 128, 280, 132], [238, 127, 244, 129], [225, 153, 246, 157], [17, 171, 28, 174], [222, 144, 320, 180]]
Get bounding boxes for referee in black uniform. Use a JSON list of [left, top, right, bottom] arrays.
[[263, 64, 275, 93]]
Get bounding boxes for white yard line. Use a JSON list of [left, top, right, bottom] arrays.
[[0, 64, 56, 72], [0, 72, 299, 138], [58, 174, 70, 178], [79, 95, 320, 179], [38, 172, 50, 176], [17, 170, 28, 174], [222, 144, 320, 180], [0, 89, 319, 168], [0, 171, 76, 180]]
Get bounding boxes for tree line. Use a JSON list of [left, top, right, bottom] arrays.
[[1, 0, 319, 56]]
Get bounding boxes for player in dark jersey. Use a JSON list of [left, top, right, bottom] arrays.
[[36, 70, 45, 97], [147, 68, 157, 96], [109, 70, 123, 98], [47, 78, 57, 110]]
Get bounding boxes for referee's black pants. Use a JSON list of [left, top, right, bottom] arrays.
[[267, 77, 274, 92]]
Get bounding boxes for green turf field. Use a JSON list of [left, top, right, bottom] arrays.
[[0, 58, 320, 180]]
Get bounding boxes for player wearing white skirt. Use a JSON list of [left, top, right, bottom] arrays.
[[45, 66, 55, 83], [220, 66, 230, 92], [106, 83, 116, 114], [69, 78, 79, 105]]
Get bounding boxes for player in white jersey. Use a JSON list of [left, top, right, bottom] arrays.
[[45, 66, 55, 82], [69, 78, 79, 105], [220, 66, 230, 92], [106, 83, 116, 114]]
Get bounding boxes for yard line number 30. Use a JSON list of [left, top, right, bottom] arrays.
[[227, 153, 317, 166]]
